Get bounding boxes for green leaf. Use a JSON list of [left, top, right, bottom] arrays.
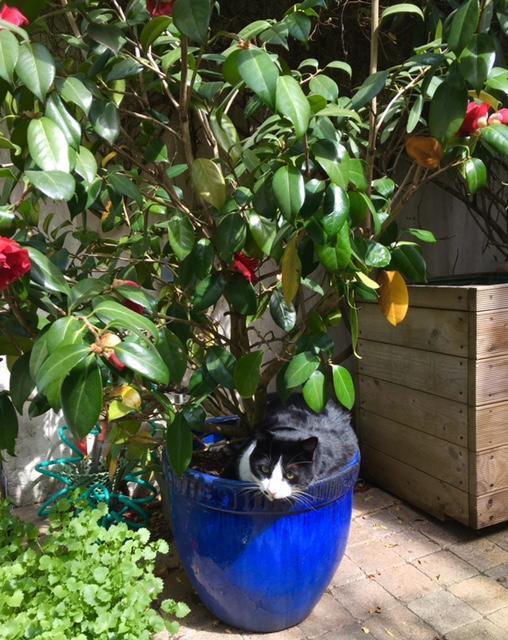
[[157, 329, 187, 384], [35, 344, 91, 395], [224, 273, 257, 315], [481, 125, 508, 155], [75, 146, 98, 185], [192, 158, 227, 209], [69, 278, 105, 310], [272, 165, 305, 221], [325, 60, 352, 76], [380, 3, 424, 22], [59, 77, 93, 114], [115, 340, 169, 385], [429, 79, 467, 141], [27, 117, 70, 172], [458, 33, 496, 89], [312, 139, 348, 189], [87, 23, 125, 54], [106, 58, 143, 82], [448, 0, 479, 55], [407, 228, 437, 243], [317, 223, 351, 272], [90, 101, 120, 144], [109, 173, 142, 204], [192, 272, 226, 311], [167, 212, 195, 260], [27, 246, 71, 295], [270, 290, 296, 331], [364, 242, 391, 268], [320, 184, 349, 237], [351, 70, 388, 110], [238, 19, 272, 40], [286, 12, 311, 42], [45, 316, 85, 352], [166, 414, 193, 476], [206, 346, 236, 388], [173, 0, 211, 43], [210, 110, 241, 162], [15, 42, 54, 101], [275, 75, 311, 138], [25, 170, 76, 201], [140, 16, 172, 50], [237, 47, 279, 108], [10, 352, 34, 414], [0, 391, 18, 455], [216, 214, 246, 260], [309, 74, 339, 101], [331, 364, 355, 410], [45, 93, 81, 149], [284, 351, 320, 388], [61, 359, 102, 439], [248, 213, 276, 254], [0, 29, 19, 82], [464, 157, 487, 193], [93, 298, 159, 339], [281, 235, 301, 304], [407, 94, 423, 133], [303, 370, 327, 412], [390, 245, 427, 283], [234, 351, 263, 398]]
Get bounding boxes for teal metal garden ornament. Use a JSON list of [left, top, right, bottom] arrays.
[[36, 425, 157, 528]]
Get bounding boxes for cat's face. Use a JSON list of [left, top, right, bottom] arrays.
[[239, 433, 318, 500]]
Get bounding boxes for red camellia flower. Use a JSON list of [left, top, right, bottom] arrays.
[[0, 4, 29, 26], [146, 0, 174, 17], [458, 102, 490, 136], [233, 252, 259, 284], [488, 108, 508, 126], [0, 237, 31, 291]]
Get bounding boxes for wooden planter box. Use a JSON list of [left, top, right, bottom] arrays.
[[356, 277, 508, 529]]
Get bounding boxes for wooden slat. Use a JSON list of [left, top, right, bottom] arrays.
[[359, 304, 468, 357], [358, 376, 467, 447], [474, 402, 508, 450], [358, 340, 468, 402], [475, 355, 508, 405], [474, 285, 508, 311], [361, 445, 470, 525], [358, 410, 468, 490], [407, 285, 472, 311], [476, 310, 508, 358], [475, 445, 508, 495], [475, 488, 508, 528]]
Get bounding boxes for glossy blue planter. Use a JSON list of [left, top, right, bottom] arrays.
[[163, 449, 360, 632]]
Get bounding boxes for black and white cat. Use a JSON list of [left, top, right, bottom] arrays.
[[235, 395, 358, 501]]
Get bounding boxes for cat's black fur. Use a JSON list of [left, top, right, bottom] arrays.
[[233, 394, 358, 490]]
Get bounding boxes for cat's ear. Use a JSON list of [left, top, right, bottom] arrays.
[[301, 436, 318, 455]]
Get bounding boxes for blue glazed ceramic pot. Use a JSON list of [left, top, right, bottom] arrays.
[[162, 446, 360, 633]]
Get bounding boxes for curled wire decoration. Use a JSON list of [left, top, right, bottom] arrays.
[[35, 425, 157, 529]]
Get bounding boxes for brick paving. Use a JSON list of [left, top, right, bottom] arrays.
[[13, 482, 508, 639], [157, 482, 508, 640]]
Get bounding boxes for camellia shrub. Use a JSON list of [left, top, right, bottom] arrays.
[[0, 500, 189, 639], [0, 0, 506, 477]]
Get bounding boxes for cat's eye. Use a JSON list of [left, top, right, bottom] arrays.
[[285, 471, 296, 481], [260, 464, 270, 475]]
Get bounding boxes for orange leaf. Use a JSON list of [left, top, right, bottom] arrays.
[[405, 136, 443, 169], [379, 271, 409, 326]]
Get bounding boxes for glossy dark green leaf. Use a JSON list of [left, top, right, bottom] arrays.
[[270, 290, 296, 331], [15, 43, 54, 101], [286, 12, 311, 41], [331, 364, 355, 410], [10, 352, 34, 414], [429, 79, 467, 141], [464, 157, 487, 193], [69, 278, 106, 310], [192, 238, 214, 279], [140, 16, 172, 50], [62, 359, 102, 438], [309, 74, 339, 101], [27, 246, 71, 295], [390, 245, 427, 283], [25, 170, 76, 202], [173, 0, 212, 44], [115, 340, 169, 385], [237, 47, 279, 108], [480, 125, 508, 155], [167, 212, 195, 260], [225, 273, 257, 315], [248, 213, 276, 254], [192, 272, 226, 311], [167, 414, 193, 476], [106, 58, 143, 81], [59, 77, 93, 114], [0, 29, 19, 82], [0, 391, 18, 455], [407, 228, 437, 244], [75, 146, 97, 185], [284, 351, 320, 389], [206, 346, 236, 388], [458, 33, 496, 89], [275, 75, 311, 138], [93, 298, 159, 338], [216, 214, 246, 260], [87, 23, 125, 54], [189, 367, 217, 399], [364, 242, 391, 268], [109, 172, 142, 204], [351, 70, 388, 110], [302, 370, 328, 412], [28, 117, 70, 172], [312, 139, 348, 189], [320, 184, 349, 237], [45, 93, 81, 149], [115, 285, 157, 313], [447, 0, 479, 54], [317, 223, 351, 272], [272, 165, 305, 221], [157, 328, 187, 384], [380, 3, 424, 21], [234, 351, 263, 398], [45, 316, 85, 352], [35, 344, 91, 395], [90, 101, 120, 144]]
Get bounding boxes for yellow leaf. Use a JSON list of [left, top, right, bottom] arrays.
[[405, 136, 443, 169], [120, 385, 142, 410], [101, 151, 117, 168], [281, 235, 302, 304], [379, 270, 409, 326], [108, 399, 134, 421], [108, 456, 118, 480], [468, 90, 501, 111], [191, 158, 227, 209], [356, 271, 380, 290]]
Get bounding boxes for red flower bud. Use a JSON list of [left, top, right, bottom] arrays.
[[0, 4, 28, 27], [0, 236, 31, 290], [233, 252, 259, 284], [488, 108, 508, 126], [458, 102, 491, 136], [108, 352, 126, 373], [146, 0, 174, 17], [114, 279, 145, 315]]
